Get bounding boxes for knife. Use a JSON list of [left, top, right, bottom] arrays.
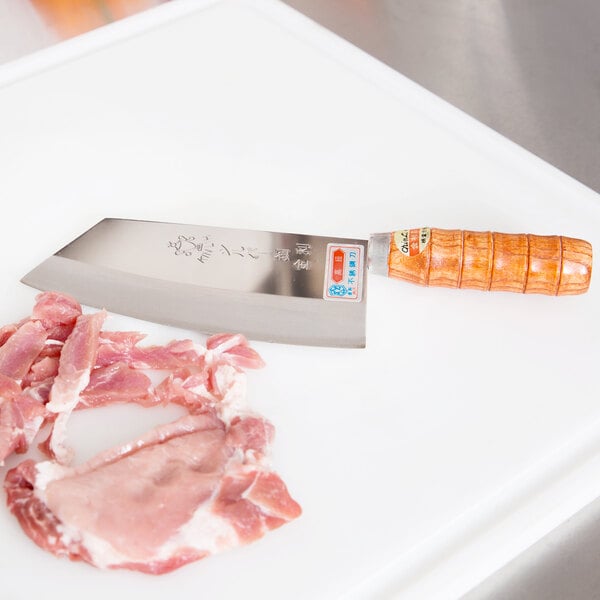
[[21, 218, 592, 348]]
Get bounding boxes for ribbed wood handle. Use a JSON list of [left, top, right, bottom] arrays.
[[385, 228, 592, 295]]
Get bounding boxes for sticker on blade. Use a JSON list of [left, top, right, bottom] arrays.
[[323, 243, 364, 302]]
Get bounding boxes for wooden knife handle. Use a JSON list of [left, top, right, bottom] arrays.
[[382, 228, 592, 295]]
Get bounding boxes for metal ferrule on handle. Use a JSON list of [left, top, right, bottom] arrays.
[[368, 232, 393, 276]]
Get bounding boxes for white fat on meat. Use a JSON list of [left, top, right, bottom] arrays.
[[211, 361, 248, 424]]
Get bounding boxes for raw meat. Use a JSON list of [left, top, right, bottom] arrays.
[[32, 291, 82, 342], [97, 333, 205, 370], [207, 333, 266, 370], [0, 323, 19, 347], [78, 362, 154, 408], [0, 320, 48, 381], [0, 374, 47, 464], [2, 292, 301, 573], [0, 292, 85, 461], [46, 311, 106, 464], [6, 411, 300, 574]]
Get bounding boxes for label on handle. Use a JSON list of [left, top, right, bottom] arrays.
[[394, 228, 431, 257], [323, 243, 364, 301]]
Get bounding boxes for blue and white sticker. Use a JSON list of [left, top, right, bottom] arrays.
[[323, 243, 364, 302]]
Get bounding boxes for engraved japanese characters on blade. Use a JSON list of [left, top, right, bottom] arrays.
[[168, 235, 213, 261], [167, 235, 313, 269], [167, 235, 259, 263], [292, 242, 312, 271]]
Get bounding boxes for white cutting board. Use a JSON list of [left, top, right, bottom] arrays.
[[0, 1, 599, 598]]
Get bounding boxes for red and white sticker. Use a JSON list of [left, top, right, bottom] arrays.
[[323, 243, 364, 301]]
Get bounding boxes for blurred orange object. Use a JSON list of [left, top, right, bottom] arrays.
[[31, 0, 167, 38]]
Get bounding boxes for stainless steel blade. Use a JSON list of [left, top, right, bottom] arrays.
[[22, 218, 368, 347]]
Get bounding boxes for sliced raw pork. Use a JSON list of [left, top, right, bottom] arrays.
[[2, 292, 301, 573], [0, 374, 47, 464], [31, 291, 82, 342], [0, 320, 48, 381], [46, 311, 106, 464], [6, 411, 300, 574], [0, 292, 84, 463]]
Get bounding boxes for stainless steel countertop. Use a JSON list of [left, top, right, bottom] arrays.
[[283, 0, 600, 194], [463, 494, 600, 600]]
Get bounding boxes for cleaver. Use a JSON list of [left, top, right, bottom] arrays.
[[22, 218, 592, 348]]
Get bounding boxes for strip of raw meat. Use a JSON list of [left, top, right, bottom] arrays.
[[13, 395, 47, 450], [0, 374, 47, 464], [46, 311, 106, 464], [154, 371, 212, 413], [207, 333, 265, 369], [96, 332, 264, 372], [207, 333, 247, 352], [21, 344, 62, 390], [92, 333, 264, 416], [0, 323, 18, 347], [78, 363, 154, 408], [0, 374, 23, 463], [0, 320, 48, 381], [32, 291, 82, 342], [5, 411, 301, 574], [96, 334, 206, 370], [47, 311, 106, 412], [97, 331, 147, 352], [153, 356, 255, 422], [27, 356, 60, 384]]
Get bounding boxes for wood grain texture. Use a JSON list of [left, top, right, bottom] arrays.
[[387, 228, 592, 295]]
